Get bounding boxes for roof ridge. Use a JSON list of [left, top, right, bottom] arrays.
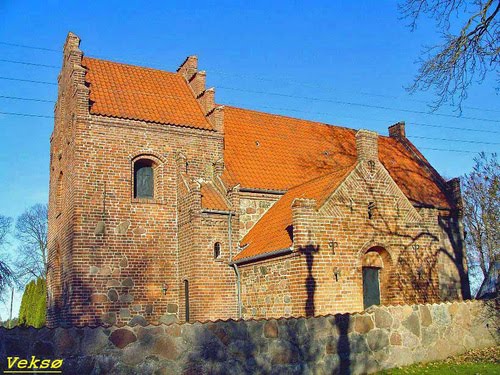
[[222, 105, 360, 133], [83, 55, 177, 76], [83, 58, 393, 139]]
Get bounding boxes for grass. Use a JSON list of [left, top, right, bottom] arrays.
[[381, 346, 500, 374]]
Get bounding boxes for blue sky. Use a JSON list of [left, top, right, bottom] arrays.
[[0, 0, 498, 317]]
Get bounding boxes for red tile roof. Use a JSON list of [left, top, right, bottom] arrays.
[[201, 183, 230, 211], [223, 106, 451, 209], [81, 57, 451, 211], [82, 57, 212, 130], [235, 167, 355, 261]]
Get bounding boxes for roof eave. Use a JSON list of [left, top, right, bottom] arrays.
[[201, 209, 235, 215], [230, 246, 293, 266]]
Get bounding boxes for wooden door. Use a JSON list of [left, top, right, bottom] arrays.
[[363, 267, 380, 309]]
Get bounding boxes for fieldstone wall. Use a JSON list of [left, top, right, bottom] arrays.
[[240, 255, 294, 319], [1, 300, 497, 374], [239, 196, 277, 238]]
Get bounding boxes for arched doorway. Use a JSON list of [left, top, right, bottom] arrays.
[[361, 247, 391, 309]]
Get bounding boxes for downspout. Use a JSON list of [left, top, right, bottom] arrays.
[[228, 211, 242, 318], [232, 263, 242, 318], [228, 211, 233, 261]]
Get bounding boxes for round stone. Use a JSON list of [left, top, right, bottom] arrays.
[[107, 289, 119, 302], [109, 329, 137, 349]]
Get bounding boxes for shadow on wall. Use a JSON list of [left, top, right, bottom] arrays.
[[182, 243, 359, 374], [47, 239, 177, 328], [438, 216, 471, 300], [299, 129, 471, 304], [182, 317, 361, 374], [300, 244, 319, 318], [394, 232, 441, 304], [299, 244, 353, 374], [355, 166, 470, 304]]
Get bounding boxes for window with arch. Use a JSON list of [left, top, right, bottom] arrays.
[[214, 242, 222, 259], [133, 158, 155, 199]]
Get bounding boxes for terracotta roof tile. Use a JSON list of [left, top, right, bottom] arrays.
[[82, 57, 212, 130], [235, 166, 354, 261], [81, 58, 450, 209], [201, 183, 230, 211], [223, 106, 451, 208]]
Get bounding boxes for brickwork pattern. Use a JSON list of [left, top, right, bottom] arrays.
[[47, 32, 468, 327], [239, 154, 465, 319]]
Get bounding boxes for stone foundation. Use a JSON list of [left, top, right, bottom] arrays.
[[1, 300, 498, 374]]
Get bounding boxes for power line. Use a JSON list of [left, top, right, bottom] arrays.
[[0, 40, 499, 116], [410, 122, 499, 134], [229, 102, 500, 134], [0, 110, 483, 153], [0, 91, 496, 138], [416, 147, 479, 154], [0, 107, 497, 151], [0, 76, 57, 85], [0, 41, 59, 52], [63, 52, 500, 115], [210, 70, 500, 115], [0, 59, 59, 69], [1, 93, 499, 144], [0, 110, 490, 153], [0, 95, 54, 103], [218, 86, 500, 124], [1, 72, 498, 126], [0, 111, 53, 119], [410, 135, 500, 145]]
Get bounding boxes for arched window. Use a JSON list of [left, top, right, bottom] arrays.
[[214, 242, 222, 259], [134, 159, 154, 198]]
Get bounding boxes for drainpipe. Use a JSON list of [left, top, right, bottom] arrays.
[[227, 211, 242, 318], [232, 263, 242, 318], [228, 211, 233, 261]]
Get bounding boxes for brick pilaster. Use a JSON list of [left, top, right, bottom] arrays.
[[291, 198, 317, 250]]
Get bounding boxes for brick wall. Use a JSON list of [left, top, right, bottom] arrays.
[[47, 34, 468, 327], [47, 33, 87, 326], [47, 34, 236, 327], [238, 131, 467, 319]]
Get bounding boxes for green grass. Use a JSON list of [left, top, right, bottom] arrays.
[[383, 362, 499, 374], [381, 346, 500, 375]]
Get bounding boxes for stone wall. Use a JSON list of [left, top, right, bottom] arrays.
[[239, 194, 279, 239], [1, 300, 497, 374], [239, 255, 294, 319]]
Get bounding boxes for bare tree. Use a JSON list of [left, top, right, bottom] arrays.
[[14, 204, 48, 283], [0, 215, 14, 295], [462, 153, 499, 290], [400, 0, 500, 110]]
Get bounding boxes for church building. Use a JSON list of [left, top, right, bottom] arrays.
[[46, 33, 469, 327]]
